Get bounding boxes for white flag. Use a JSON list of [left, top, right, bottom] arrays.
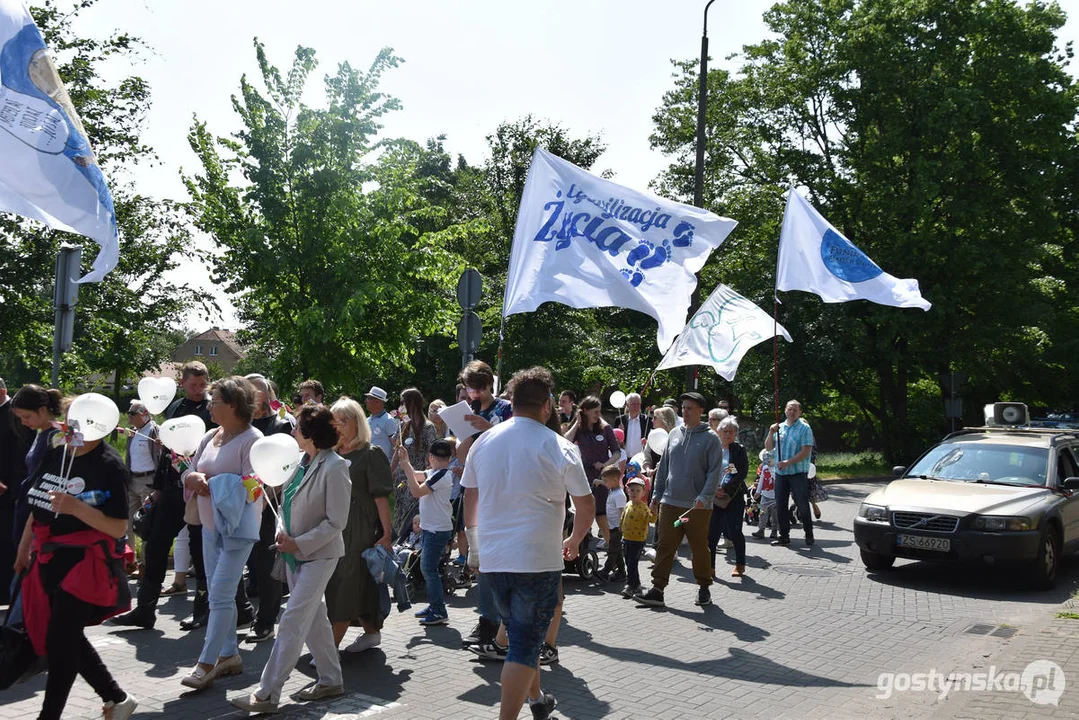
[[657, 283, 792, 381], [503, 148, 738, 351], [777, 188, 930, 311], [0, 0, 119, 282]]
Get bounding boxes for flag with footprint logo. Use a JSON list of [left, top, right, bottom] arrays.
[[503, 147, 738, 351]]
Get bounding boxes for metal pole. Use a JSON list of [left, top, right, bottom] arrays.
[[685, 0, 717, 393]]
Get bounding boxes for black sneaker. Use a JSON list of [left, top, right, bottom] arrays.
[[530, 691, 558, 719], [750, 530, 764, 539], [462, 618, 498, 647], [632, 587, 665, 608], [621, 583, 641, 599], [695, 587, 712, 606], [609, 570, 627, 582], [244, 626, 275, 643], [771, 537, 791, 546], [539, 642, 559, 665], [470, 641, 508, 661], [805, 535, 815, 546], [594, 568, 611, 582], [112, 608, 155, 630]]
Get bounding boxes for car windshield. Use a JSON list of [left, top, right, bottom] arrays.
[[906, 443, 1048, 487]]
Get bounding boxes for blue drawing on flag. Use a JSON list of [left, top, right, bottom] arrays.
[[820, 228, 882, 283], [0, 23, 114, 225], [532, 184, 698, 288]]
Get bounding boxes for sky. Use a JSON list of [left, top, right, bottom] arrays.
[[69, 0, 1079, 329]]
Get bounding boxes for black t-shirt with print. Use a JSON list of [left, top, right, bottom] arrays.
[[28, 442, 129, 589]]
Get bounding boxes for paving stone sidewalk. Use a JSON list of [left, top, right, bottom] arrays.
[[3, 480, 1079, 719]]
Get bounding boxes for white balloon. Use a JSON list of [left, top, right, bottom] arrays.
[[67, 393, 120, 442], [646, 428, 669, 455], [137, 377, 177, 415], [609, 390, 627, 409], [159, 415, 207, 456], [251, 434, 304, 488], [808, 463, 817, 479]]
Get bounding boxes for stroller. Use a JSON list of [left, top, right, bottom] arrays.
[[396, 525, 459, 603], [561, 502, 599, 580]]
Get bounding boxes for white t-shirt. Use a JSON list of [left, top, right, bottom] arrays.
[[461, 416, 591, 573], [419, 468, 454, 533], [606, 486, 627, 529]]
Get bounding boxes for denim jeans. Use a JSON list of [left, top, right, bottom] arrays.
[[199, 527, 255, 665], [775, 472, 812, 539], [488, 571, 561, 667], [420, 529, 452, 613], [477, 571, 496, 623]]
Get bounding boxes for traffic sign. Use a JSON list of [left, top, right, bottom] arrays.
[[457, 268, 482, 310]]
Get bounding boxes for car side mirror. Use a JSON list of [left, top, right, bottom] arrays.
[[1064, 477, 1079, 490], [893, 465, 906, 478]]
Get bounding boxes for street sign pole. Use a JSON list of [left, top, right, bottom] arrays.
[[456, 268, 483, 369], [52, 245, 81, 388]]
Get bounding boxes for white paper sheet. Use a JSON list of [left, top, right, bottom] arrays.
[[438, 400, 480, 440]]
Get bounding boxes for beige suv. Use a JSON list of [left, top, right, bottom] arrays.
[[854, 407, 1079, 589]]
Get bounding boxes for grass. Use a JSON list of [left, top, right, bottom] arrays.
[[815, 451, 891, 480], [1055, 612, 1079, 620]]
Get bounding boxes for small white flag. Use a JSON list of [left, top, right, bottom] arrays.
[[0, 0, 119, 282], [656, 283, 791, 381], [776, 188, 930, 311], [503, 148, 738, 351]]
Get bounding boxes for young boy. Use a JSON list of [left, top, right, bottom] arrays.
[[618, 478, 656, 598], [397, 438, 455, 625], [595, 465, 627, 583], [751, 449, 778, 539]]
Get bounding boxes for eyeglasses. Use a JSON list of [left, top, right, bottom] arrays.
[[126, 411, 140, 416]]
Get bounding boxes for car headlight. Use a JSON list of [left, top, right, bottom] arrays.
[[972, 516, 1033, 532], [858, 503, 888, 521]]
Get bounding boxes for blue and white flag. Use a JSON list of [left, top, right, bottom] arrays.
[[0, 0, 118, 282], [503, 148, 738, 351], [776, 188, 930, 311], [657, 283, 791, 381]]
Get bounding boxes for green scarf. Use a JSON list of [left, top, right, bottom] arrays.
[[281, 463, 307, 571]]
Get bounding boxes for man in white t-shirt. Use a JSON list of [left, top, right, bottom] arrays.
[[463, 366, 594, 720]]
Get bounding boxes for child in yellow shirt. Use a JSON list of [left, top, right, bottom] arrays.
[[619, 478, 657, 598]]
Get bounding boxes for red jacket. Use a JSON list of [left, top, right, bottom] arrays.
[[22, 522, 131, 655]]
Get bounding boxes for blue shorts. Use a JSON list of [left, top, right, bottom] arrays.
[[488, 571, 561, 667]]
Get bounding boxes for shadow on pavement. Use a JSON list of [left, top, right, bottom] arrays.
[[865, 555, 1079, 603]]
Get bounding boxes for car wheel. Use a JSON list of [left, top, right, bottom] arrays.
[[860, 549, 896, 571], [1029, 525, 1061, 591]]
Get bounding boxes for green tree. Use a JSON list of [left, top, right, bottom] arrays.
[[651, 0, 1079, 461], [185, 41, 478, 394], [0, 1, 200, 390]]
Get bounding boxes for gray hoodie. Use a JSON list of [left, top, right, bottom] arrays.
[[652, 423, 724, 509]]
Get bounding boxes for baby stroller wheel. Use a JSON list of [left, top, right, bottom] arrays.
[[577, 551, 597, 580], [790, 503, 801, 526]]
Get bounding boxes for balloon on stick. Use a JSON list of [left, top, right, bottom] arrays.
[[646, 428, 669, 455], [66, 393, 120, 442], [609, 390, 626, 409], [138, 377, 177, 415], [250, 434, 303, 488], [159, 415, 207, 457]]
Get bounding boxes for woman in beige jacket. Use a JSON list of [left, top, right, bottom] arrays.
[[229, 405, 351, 714]]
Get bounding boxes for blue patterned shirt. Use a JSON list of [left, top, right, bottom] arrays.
[[777, 418, 814, 475]]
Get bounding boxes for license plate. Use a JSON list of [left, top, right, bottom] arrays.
[[897, 534, 951, 552]]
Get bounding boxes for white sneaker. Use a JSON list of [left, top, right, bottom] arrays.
[[344, 632, 382, 653], [643, 548, 657, 561], [103, 693, 138, 720]]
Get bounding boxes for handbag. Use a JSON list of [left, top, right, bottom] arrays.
[[713, 492, 733, 509], [131, 501, 156, 540], [270, 552, 287, 584], [0, 574, 43, 691]]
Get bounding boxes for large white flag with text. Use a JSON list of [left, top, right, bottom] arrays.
[[776, 189, 930, 311], [503, 148, 738, 350], [0, 0, 118, 282], [657, 283, 792, 381]]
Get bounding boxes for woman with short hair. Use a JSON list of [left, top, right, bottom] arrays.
[[180, 376, 263, 690], [230, 404, 351, 713], [325, 396, 394, 653], [709, 417, 749, 577]]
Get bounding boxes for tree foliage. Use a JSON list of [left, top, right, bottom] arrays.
[[185, 41, 479, 393], [651, 0, 1079, 461]]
